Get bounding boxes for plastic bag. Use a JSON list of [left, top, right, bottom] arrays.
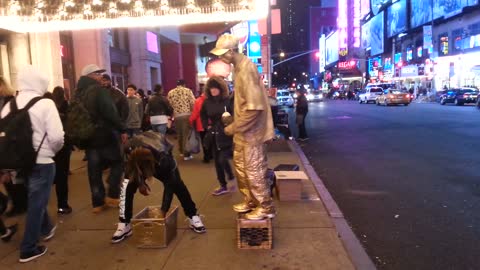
[[186, 129, 201, 154]]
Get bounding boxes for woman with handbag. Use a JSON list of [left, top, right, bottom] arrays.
[[296, 88, 309, 141], [200, 77, 235, 196]]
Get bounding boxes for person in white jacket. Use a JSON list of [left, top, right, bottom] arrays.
[[0, 65, 64, 263]]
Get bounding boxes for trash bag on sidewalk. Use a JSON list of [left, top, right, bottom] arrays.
[[186, 129, 201, 154]]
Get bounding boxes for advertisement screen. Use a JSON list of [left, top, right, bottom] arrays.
[[387, 0, 407, 37], [361, 19, 371, 50], [370, 0, 382, 15], [370, 12, 384, 56], [410, 0, 432, 28], [146, 31, 159, 53], [325, 31, 339, 65], [433, 0, 479, 19]]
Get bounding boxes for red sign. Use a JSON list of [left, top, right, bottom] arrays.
[[338, 60, 357, 70]]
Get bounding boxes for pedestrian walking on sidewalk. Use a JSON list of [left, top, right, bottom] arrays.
[[210, 34, 276, 220], [296, 88, 309, 141], [200, 77, 235, 196], [145, 84, 173, 135], [189, 90, 212, 163], [0, 77, 28, 217], [111, 131, 206, 243], [167, 79, 196, 160], [1, 65, 65, 263], [51, 86, 73, 215], [75, 64, 128, 213], [125, 84, 144, 138]]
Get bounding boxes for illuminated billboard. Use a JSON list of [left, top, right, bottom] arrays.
[[326, 31, 339, 65], [370, 11, 384, 56], [433, 0, 479, 19], [361, 19, 372, 50], [360, 0, 370, 18], [338, 0, 348, 56], [247, 21, 261, 59], [410, 0, 432, 28], [387, 0, 407, 37]]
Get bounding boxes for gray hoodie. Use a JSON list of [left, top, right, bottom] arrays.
[[126, 96, 144, 129], [0, 65, 64, 164]]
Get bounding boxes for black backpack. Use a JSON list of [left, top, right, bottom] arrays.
[[65, 90, 97, 149], [0, 97, 46, 175]]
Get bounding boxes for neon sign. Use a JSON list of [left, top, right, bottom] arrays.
[[353, 0, 361, 48], [338, 0, 348, 55], [338, 60, 358, 70]]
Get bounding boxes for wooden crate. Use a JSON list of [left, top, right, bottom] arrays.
[[131, 205, 178, 249], [274, 171, 308, 201], [237, 214, 272, 249]]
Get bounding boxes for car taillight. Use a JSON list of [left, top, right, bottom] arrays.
[[388, 95, 394, 98]]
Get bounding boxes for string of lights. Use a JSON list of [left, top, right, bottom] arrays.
[[0, 0, 264, 32]]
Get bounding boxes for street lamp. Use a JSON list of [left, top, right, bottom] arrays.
[[279, 52, 285, 58]]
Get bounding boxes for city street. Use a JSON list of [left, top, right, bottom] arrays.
[[297, 100, 480, 270]]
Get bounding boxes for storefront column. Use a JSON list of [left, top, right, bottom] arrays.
[[72, 30, 111, 81], [7, 33, 31, 89], [29, 32, 64, 90]]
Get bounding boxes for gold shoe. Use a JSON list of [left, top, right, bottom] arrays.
[[105, 197, 120, 208], [232, 202, 256, 213], [244, 207, 276, 220]]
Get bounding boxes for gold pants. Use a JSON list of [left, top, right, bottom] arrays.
[[233, 143, 273, 209]]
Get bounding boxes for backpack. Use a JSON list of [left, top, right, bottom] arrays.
[[0, 97, 46, 175], [65, 91, 96, 149]]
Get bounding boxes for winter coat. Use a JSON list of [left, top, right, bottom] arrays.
[[189, 94, 206, 132], [200, 77, 233, 150], [107, 86, 129, 125], [75, 76, 125, 147], [296, 94, 309, 115], [126, 96, 144, 129], [145, 93, 173, 125], [0, 65, 64, 164]]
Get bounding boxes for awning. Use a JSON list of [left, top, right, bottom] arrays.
[[0, 0, 267, 33]]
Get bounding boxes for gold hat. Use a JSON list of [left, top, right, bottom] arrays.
[[210, 34, 240, 56]]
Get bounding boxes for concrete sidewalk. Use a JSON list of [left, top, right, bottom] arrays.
[[0, 139, 374, 270]]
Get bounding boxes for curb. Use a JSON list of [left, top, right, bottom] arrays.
[[290, 141, 377, 270]]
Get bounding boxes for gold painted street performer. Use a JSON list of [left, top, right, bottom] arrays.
[[210, 34, 275, 220]]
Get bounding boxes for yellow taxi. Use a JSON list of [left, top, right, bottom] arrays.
[[376, 89, 411, 106]]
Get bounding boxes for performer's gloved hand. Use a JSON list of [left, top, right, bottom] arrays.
[[138, 182, 151, 196], [224, 123, 234, 136]]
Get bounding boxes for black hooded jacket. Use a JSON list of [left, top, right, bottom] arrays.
[[200, 77, 233, 150]]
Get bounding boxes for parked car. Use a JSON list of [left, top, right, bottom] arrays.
[[307, 90, 324, 102], [359, 87, 383, 104], [276, 89, 295, 107], [440, 88, 479, 105], [376, 89, 411, 106]]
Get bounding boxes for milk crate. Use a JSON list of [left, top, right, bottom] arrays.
[[131, 205, 178, 249], [237, 214, 273, 249], [274, 171, 308, 201]]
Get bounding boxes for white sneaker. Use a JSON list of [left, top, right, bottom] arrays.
[[188, 215, 206, 234], [111, 223, 132, 243], [183, 155, 193, 161], [43, 224, 57, 241]]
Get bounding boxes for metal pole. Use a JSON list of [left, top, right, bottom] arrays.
[[267, 2, 272, 88], [273, 50, 318, 68]]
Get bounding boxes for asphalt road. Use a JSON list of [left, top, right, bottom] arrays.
[[294, 100, 480, 270]]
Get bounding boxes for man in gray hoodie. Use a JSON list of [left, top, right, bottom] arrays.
[[125, 84, 144, 137], [0, 65, 64, 263]]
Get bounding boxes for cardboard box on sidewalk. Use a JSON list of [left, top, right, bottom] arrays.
[[131, 205, 178, 248], [274, 171, 308, 201], [237, 214, 273, 249]]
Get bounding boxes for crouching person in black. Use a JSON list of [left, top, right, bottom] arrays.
[[111, 131, 206, 243]]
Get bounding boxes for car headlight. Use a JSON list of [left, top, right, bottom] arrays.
[[319, 94, 323, 99], [293, 93, 298, 98], [307, 94, 313, 100]]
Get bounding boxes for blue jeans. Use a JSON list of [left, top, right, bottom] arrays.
[[86, 140, 124, 207], [20, 163, 55, 254], [152, 124, 168, 135]]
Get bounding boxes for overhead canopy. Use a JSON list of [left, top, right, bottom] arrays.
[[0, 0, 267, 33]]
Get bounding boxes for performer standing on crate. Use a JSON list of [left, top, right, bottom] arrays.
[[210, 34, 276, 220], [111, 131, 206, 243]]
